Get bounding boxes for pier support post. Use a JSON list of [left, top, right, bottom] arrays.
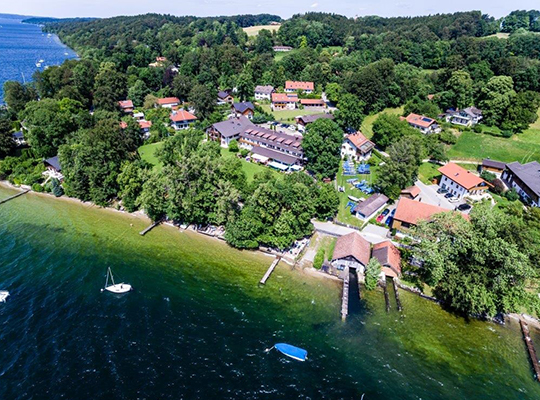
[[520, 319, 540, 382], [381, 279, 390, 312], [392, 278, 403, 312], [341, 267, 350, 321]]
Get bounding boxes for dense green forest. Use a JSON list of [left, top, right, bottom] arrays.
[[2, 10, 540, 316]]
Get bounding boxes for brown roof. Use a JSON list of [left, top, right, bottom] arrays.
[[353, 193, 389, 218], [272, 93, 298, 103], [300, 99, 325, 106], [158, 97, 180, 105], [438, 162, 486, 190], [170, 110, 197, 122], [285, 81, 314, 91], [372, 241, 401, 277], [394, 198, 450, 226], [139, 120, 152, 129], [405, 113, 436, 129], [118, 100, 133, 109], [332, 232, 371, 266], [401, 185, 421, 198], [346, 132, 374, 152]]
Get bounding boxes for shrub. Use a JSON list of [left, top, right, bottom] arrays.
[[473, 125, 482, 133], [439, 131, 457, 145], [51, 178, 64, 197], [505, 188, 519, 201], [239, 149, 249, 158], [480, 170, 496, 183], [32, 183, 44, 192], [228, 139, 239, 153], [501, 130, 513, 138], [365, 258, 382, 290], [313, 247, 325, 269], [491, 178, 505, 194]]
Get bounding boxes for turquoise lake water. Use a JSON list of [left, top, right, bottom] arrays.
[[1, 185, 540, 399]]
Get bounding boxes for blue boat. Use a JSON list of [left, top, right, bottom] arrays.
[[268, 343, 308, 361]]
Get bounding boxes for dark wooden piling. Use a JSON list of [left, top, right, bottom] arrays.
[[341, 267, 350, 321], [0, 189, 29, 205], [139, 221, 159, 236], [392, 278, 403, 312], [381, 280, 390, 312], [520, 319, 540, 382], [260, 257, 280, 285]]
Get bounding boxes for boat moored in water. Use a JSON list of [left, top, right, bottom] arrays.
[[0, 290, 10, 303], [101, 267, 132, 294], [266, 343, 308, 361]]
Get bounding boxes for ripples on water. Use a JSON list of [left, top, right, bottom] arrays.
[[1, 188, 540, 399]]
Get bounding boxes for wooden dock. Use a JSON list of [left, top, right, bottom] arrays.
[[341, 267, 350, 321], [259, 257, 280, 285], [139, 221, 159, 236], [520, 319, 540, 382], [392, 278, 403, 312], [0, 189, 29, 205], [381, 280, 390, 312]]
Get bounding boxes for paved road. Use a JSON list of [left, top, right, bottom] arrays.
[[312, 221, 390, 244]]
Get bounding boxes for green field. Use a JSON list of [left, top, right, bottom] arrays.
[[418, 162, 441, 185], [138, 142, 164, 171], [260, 104, 322, 123], [243, 24, 280, 37], [335, 155, 381, 227], [138, 141, 279, 181], [448, 109, 540, 163], [219, 148, 280, 181], [361, 106, 404, 138]]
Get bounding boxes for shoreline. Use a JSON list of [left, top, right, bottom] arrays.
[[3, 181, 540, 330]]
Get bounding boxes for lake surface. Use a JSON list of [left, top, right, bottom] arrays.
[[0, 185, 540, 399], [0, 18, 77, 102]]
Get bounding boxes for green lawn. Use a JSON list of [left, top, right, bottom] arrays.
[[138, 142, 164, 171], [219, 148, 280, 181], [335, 155, 381, 227], [418, 162, 441, 185], [448, 108, 540, 163], [361, 106, 404, 139], [260, 104, 322, 124]]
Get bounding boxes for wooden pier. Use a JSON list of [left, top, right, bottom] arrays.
[[259, 257, 281, 285], [341, 267, 350, 321], [520, 319, 540, 382], [392, 278, 403, 312], [139, 221, 159, 236], [0, 189, 29, 205], [381, 280, 390, 312]]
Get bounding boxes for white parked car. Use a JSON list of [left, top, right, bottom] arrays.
[[448, 197, 461, 203]]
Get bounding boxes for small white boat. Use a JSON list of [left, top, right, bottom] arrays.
[[35, 63, 41, 68], [39, 59, 44, 63], [0, 291, 10, 303], [101, 267, 132, 294]]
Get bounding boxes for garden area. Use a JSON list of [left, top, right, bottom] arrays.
[[360, 106, 404, 139], [335, 154, 382, 227], [259, 104, 323, 124]]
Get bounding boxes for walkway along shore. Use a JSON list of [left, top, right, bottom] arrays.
[[0, 188, 29, 205]]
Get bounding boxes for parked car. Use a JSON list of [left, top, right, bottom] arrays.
[[385, 217, 393, 227], [381, 209, 390, 217], [449, 197, 460, 203], [437, 188, 448, 194], [444, 192, 453, 199], [457, 203, 472, 211]]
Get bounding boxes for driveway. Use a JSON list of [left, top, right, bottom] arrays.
[[312, 221, 390, 244], [414, 180, 459, 210]]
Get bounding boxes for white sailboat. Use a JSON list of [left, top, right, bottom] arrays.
[[0, 291, 10, 303], [101, 267, 132, 294]]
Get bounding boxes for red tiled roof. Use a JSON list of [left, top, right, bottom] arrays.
[[139, 120, 152, 129], [346, 132, 373, 150], [438, 162, 486, 190], [285, 81, 314, 91], [272, 93, 298, 103], [394, 198, 453, 226], [157, 97, 180, 105], [372, 241, 401, 277], [170, 110, 197, 122], [401, 185, 421, 198], [300, 98, 325, 105], [118, 100, 134, 109], [119, 121, 128, 129], [405, 113, 436, 129], [332, 232, 371, 266]]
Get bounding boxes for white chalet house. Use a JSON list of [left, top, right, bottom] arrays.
[[445, 107, 483, 127], [341, 132, 375, 162], [438, 162, 490, 199]]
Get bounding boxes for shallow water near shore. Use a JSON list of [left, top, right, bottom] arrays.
[[1, 186, 540, 399]]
